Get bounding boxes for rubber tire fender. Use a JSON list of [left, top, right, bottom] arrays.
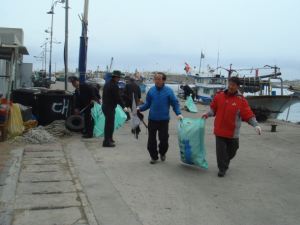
[[66, 115, 85, 131]]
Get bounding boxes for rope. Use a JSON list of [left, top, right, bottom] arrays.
[[11, 126, 59, 144], [44, 120, 74, 137], [11, 120, 74, 144]]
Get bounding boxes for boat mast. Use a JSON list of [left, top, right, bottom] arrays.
[[199, 49, 204, 73], [228, 63, 233, 79]]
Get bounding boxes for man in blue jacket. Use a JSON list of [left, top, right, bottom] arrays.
[[139, 72, 183, 164]]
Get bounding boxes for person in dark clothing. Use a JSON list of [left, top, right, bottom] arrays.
[[71, 77, 99, 138], [123, 75, 141, 121], [90, 85, 101, 100], [180, 85, 195, 100], [102, 70, 129, 147]]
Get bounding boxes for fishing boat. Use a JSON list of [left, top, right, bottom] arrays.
[[187, 66, 227, 103], [287, 85, 300, 97], [235, 65, 300, 121]]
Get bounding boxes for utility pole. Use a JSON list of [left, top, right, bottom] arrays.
[[49, 8, 54, 80], [64, 0, 69, 90]]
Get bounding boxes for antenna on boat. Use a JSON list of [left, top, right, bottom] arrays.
[[199, 49, 203, 73], [217, 37, 220, 70]]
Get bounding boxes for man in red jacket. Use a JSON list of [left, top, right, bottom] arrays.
[[202, 76, 261, 177]]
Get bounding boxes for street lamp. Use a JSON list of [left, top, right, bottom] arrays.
[[41, 38, 61, 78], [34, 51, 45, 71], [47, 0, 65, 79]]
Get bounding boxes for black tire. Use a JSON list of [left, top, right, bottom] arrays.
[[66, 115, 85, 131]]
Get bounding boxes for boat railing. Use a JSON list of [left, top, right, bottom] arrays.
[[268, 77, 283, 95]]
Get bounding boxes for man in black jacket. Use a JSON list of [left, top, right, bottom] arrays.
[[180, 84, 196, 101], [123, 75, 141, 121], [102, 70, 128, 147], [71, 77, 99, 138]]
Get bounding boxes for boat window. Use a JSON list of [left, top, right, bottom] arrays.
[[214, 79, 224, 84], [197, 78, 204, 83], [204, 89, 210, 94], [208, 79, 214, 84]]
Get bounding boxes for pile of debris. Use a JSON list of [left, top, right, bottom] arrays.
[[11, 120, 74, 144]]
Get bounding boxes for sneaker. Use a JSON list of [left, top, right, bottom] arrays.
[[218, 170, 226, 177], [160, 155, 166, 161], [150, 159, 157, 164]]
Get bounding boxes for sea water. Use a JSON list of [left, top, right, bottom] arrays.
[[145, 84, 300, 123]]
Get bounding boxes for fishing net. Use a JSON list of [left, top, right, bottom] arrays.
[[11, 120, 73, 144]]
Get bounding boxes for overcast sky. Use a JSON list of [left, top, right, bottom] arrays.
[[1, 0, 299, 79]]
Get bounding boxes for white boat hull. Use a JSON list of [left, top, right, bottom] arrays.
[[246, 95, 300, 119]]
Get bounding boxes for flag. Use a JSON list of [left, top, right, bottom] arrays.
[[201, 52, 205, 58], [255, 69, 258, 77], [184, 62, 190, 72], [137, 71, 140, 79]]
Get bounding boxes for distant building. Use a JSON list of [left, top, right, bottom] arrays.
[[0, 27, 30, 98]]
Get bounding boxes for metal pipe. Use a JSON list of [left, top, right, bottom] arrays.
[[5, 49, 15, 135], [44, 42, 47, 77], [242, 75, 245, 95], [49, 7, 54, 80], [285, 94, 293, 121]]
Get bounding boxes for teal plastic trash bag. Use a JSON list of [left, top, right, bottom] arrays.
[[185, 95, 198, 113], [91, 103, 127, 137], [91, 102, 103, 137], [178, 118, 208, 169]]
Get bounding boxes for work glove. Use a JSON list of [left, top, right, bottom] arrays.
[[123, 107, 129, 113], [178, 115, 183, 120], [201, 114, 208, 119], [254, 126, 261, 135]]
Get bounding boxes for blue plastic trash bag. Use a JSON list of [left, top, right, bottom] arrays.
[[91, 103, 127, 137], [178, 118, 208, 169], [185, 95, 198, 113]]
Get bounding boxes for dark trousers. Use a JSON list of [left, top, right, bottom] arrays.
[[102, 104, 115, 143], [84, 105, 94, 137], [215, 136, 239, 171], [147, 119, 169, 160]]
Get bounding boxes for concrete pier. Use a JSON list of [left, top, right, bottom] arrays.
[[0, 100, 299, 224]]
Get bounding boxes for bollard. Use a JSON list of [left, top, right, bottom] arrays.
[[271, 124, 277, 132]]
